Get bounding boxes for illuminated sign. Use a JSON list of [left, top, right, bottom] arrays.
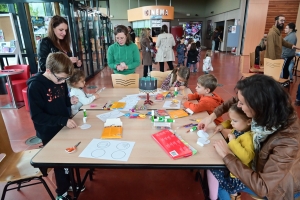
[[144, 9, 169, 16]]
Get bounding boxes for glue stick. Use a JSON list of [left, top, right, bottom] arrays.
[[83, 109, 87, 117]]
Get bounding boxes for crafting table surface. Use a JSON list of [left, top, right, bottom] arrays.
[[0, 69, 24, 77], [31, 110, 225, 168]]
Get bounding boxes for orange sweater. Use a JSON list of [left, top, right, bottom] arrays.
[[183, 92, 224, 125]]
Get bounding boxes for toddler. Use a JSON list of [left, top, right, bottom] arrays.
[[203, 50, 213, 74]]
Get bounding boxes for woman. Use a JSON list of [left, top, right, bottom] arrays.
[[254, 37, 266, 66], [140, 29, 152, 77], [198, 74, 300, 200], [281, 23, 297, 81], [155, 25, 175, 72], [38, 15, 82, 72], [107, 25, 140, 75]]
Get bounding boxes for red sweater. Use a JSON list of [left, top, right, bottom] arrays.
[[183, 92, 224, 125]]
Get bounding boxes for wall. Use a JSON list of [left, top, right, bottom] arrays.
[[296, 2, 300, 48], [204, 0, 241, 17]]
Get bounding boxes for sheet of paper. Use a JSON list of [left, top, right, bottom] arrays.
[[79, 139, 135, 162], [96, 110, 125, 122], [118, 95, 140, 111], [163, 100, 181, 109]]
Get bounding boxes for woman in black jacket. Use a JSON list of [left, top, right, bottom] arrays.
[[38, 15, 82, 72]]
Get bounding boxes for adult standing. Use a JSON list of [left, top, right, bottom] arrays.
[[108, 25, 140, 75], [38, 15, 82, 73], [214, 30, 220, 53], [281, 23, 297, 80], [211, 29, 219, 52], [128, 26, 136, 43], [155, 24, 175, 72], [265, 15, 298, 59], [198, 74, 300, 200], [140, 29, 152, 77]]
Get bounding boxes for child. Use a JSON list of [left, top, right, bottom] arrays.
[[182, 74, 223, 124], [68, 69, 100, 115], [203, 50, 213, 74], [176, 37, 187, 67], [161, 66, 190, 91], [187, 43, 199, 73], [207, 103, 254, 200], [27, 52, 78, 200]]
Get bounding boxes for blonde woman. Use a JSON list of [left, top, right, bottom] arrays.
[[140, 29, 152, 77]]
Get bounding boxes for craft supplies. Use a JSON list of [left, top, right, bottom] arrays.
[[83, 109, 87, 117], [65, 142, 81, 153]]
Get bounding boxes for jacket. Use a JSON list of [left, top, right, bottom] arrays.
[[37, 37, 76, 72], [183, 92, 224, 125], [214, 97, 300, 199], [107, 42, 140, 75], [155, 33, 175, 62], [282, 31, 297, 58], [265, 25, 293, 59], [187, 49, 198, 64], [27, 73, 71, 142], [203, 56, 213, 72], [141, 36, 152, 66]]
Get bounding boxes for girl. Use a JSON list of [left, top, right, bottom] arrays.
[[176, 37, 187, 67], [161, 66, 190, 91], [68, 70, 100, 115], [187, 43, 198, 73], [207, 103, 254, 200], [203, 50, 213, 74]]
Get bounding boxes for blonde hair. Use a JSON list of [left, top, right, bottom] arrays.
[[206, 50, 212, 57], [46, 52, 74, 76]]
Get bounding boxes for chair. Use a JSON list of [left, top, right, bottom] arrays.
[[111, 74, 139, 88], [150, 70, 172, 87], [249, 52, 263, 73], [4, 65, 30, 102], [0, 114, 55, 200], [259, 50, 265, 67], [264, 58, 290, 90], [239, 56, 255, 80]]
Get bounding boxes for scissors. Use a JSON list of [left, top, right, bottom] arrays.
[[65, 142, 81, 153]]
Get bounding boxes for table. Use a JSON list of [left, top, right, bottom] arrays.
[[0, 69, 25, 109], [31, 110, 225, 199], [81, 87, 194, 110]]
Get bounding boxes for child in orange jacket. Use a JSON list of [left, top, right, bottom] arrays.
[[183, 74, 224, 124]]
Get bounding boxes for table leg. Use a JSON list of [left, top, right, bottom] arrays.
[[69, 168, 79, 200]]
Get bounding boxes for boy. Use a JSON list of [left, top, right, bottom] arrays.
[[183, 74, 224, 125], [27, 52, 78, 200]]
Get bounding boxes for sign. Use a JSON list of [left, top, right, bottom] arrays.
[[145, 9, 168, 16], [127, 6, 174, 22], [151, 19, 162, 28]]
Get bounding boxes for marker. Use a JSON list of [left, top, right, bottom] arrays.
[[103, 102, 107, 109]]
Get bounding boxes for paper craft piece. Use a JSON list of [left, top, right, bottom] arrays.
[[197, 137, 210, 147], [79, 139, 135, 162], [118, 96, 139, 111], [96, 110, 125, 122], [163, 100, 181, 109], [161, 91, 170, 97], [110, 102, 126, 109], [101, 118, 123, 139], [156, 109, 169, 117], [197, 130, 209, 138], [152, 129, 192, 159], [168, 109, 189, 119], [79, 124, 91, 129]]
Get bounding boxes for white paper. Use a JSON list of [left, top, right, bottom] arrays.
[[96, 110, 125, 122], [163, 100, 181, 109], [79, 139, 135, 162], [118, 96, 139, 111], [104, 118, 122, 127]]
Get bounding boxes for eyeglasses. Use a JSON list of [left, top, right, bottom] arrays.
[[51, 71, 70, 82]]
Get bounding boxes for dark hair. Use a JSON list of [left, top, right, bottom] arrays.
[[235, 74, 295, 130], [68, 69, 85, 87], [275, 15, 284, 21], [229, 103, 251, 122], [161, 25, 168, 33], [171, 66, 190, 86], [47, 15, 71, 52], [190, 43, 197, 50], [197, 74, 218, 92], [128, 26, 133, 31], [287, 23, 297, 32], [196, 41, 201, 48], [46, 52, 74, 76], [114, 25, 131, 45]]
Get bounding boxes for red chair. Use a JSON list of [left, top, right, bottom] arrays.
[[4, 65, 30, 102]]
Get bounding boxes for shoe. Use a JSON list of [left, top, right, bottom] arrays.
[[230, 193, 241, 200], [56, 192, 72, 200], [215, 50, 219, 52], [68, 184, 86, 192]]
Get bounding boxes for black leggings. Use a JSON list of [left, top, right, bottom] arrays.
[[159, 61, 174, 72], [143, 65, 152, 77], [282, 56, 294, 79]]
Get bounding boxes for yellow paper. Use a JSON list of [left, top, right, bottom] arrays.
[[168, 109, 189, 119], [110, 102, 126, 109], [101, 126, 123, 139]]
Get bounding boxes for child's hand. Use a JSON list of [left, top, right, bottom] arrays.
[[214, 124, 224, 133], [228, 133, 236, 141], [169, 87, 175, 91], [66, 119, 77, 128], [179, 86, 186, 90], [93, 93, 100, 99], [70, 96, 78, 105]]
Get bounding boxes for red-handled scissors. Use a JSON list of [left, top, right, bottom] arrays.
[[65, 142, 81, 153]]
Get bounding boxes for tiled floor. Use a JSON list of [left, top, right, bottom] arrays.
[[1, 51, 300, 200]]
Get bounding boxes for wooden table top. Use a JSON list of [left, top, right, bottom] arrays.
[[31, 110, 225, 169]]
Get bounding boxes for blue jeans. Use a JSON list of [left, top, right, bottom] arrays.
[[280, 60, 294, 80], [212, 40, 215, 51], [218, 186, 300, 200]]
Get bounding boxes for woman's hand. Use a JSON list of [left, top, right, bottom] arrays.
[[213, 140, 233, 158], [70, 96, 78, 105], [69, 57, 78, 64], [198, 113, 217, 131], [66, 119, 77, 128], [117, 65, 125, 71], [76, 60, 82, 67], [214, 124, 224, 134]]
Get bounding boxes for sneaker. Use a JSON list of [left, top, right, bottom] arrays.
[[68, 184, 86, 192], [215, 50, 219, 52], [56, 192, 72, 200]]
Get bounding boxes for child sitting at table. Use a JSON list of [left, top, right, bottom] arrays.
[[68, 69, 100, 115], [161, 66, 190, 91], [182, 74, 224, 124], [27, 52, 79, 200], [207, 103, 254, 200]]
